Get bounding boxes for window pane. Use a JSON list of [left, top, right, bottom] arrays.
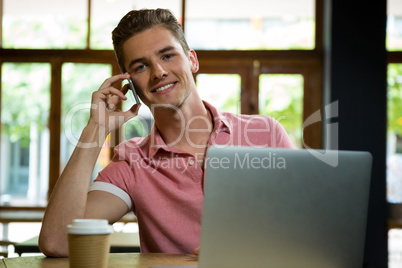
[[389, 229, 402, 268], [196, 74, 241, 114], [3, 0, 87, 49], [387, 0, 402, 51], [259, 74, 303, 148], [61, 63, 112, 182], [387, 64, 402, 203], [1, 63, 50, 206], [91, 0, 182, 50], [185, 0, 314, 50], [122, 86, 154, 141]]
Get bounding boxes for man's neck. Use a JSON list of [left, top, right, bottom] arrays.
[[153, 98, 213, 152]]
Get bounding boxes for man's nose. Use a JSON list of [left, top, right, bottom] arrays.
[[151, 63, 168, 80]]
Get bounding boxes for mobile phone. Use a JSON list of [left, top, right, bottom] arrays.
[[116, 56, 141, 105], [127, 78, 141, 105]]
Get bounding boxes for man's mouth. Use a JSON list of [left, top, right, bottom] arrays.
[[154, 83, 175, 93]]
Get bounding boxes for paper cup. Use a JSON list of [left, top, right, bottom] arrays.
[[67, 219, 113, 268]]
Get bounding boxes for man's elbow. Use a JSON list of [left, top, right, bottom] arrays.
[[38, 233, 69, 257]]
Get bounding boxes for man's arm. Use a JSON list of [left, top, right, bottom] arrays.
[[38, 73, 139, 257]]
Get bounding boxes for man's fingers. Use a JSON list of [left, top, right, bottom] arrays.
[[102, 88, 128, 110], [92, 87, 126, 106], [125, 104, 141, 120], [99, 73, 130, 89], [121, 83, 130, 95], [94, 74, 135, 110], [106, 87, 127, 99]]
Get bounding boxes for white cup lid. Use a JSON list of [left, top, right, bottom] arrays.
[[67, 219, 114, 235]]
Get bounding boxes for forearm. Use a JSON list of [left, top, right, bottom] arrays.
[[39, 73, 139, 257], [39, 122, 107, 256]]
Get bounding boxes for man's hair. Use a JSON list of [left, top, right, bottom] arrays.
[[112, 8, 190, 73]]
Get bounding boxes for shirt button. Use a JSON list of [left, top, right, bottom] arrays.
[[189, 159, 195, 166]]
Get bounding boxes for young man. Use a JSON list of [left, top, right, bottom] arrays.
[[38, 9, 293, 257]]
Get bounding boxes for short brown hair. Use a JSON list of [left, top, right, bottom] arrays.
[[112, 8, 189, 73]]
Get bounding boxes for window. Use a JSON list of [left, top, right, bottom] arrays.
[[0, 0, 321, 204], [91, 0, 134, 50], [60, 63, 113, 181], [1, 63, 51, 206], [259, 74, 304, 148], [387, 3, 402, 266], [91, 0, 182, 49], [185, 0, 315, 50], [3, 0, 87, 49], [196, 74, 241, 113], [387, 63, 402, 264], [122, 93, 154, 141], [0, 0, 323, 255], [387, 0, 402, 51], [387, 64, 402, 203]]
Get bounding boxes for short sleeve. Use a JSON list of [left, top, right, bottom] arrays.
[[88, 181, 132, 210], [89, 153, 135, 211]]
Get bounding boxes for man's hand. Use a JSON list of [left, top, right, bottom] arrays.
[[89, 73, 140, 135], [193, 247, 200, 255]]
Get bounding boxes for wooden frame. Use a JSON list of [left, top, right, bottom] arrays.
[[196, 50, 323, 149], [0, 49, 120, 203], [0, 0, 323, 209]]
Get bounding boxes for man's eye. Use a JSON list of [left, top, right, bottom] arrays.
[[162, 54, 174, 61], [135, 64, 146, 72]]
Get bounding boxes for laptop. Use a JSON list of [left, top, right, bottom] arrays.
[[198, 146, 372, 268]]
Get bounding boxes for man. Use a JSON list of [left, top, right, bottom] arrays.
[[38, 8, 293, 257]]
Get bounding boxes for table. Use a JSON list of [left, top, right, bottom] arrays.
[[14, 232, 141, 256], [0, 253, 198, 268]]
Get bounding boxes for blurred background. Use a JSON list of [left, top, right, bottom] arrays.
[[0, 0, 400, 267]]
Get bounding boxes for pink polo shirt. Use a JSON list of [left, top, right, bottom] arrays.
[[89, 101, 294, 254]]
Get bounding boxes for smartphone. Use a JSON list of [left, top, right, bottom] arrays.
[[127, 78, 141, 104], [117, 57, 141, 104]]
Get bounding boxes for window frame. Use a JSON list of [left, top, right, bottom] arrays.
[[0, 49, 121, 207], [386, 51, 402, 230], [0, 0, 323, 209]]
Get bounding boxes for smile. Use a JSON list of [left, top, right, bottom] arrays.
[[154, 83, 175, 92]]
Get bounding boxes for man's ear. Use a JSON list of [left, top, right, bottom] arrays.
[[189, 49, 199, 73]]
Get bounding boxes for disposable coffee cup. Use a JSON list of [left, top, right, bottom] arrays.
[[67, 219, 113, 268]]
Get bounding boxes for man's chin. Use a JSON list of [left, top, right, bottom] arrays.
[[152, 93, 190, 110]]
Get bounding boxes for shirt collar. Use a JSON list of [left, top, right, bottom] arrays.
[[147, 125, 168, 159], [203, 100, 232, 135]]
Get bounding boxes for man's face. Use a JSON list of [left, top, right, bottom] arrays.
[[122, 26, 199, 109]]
